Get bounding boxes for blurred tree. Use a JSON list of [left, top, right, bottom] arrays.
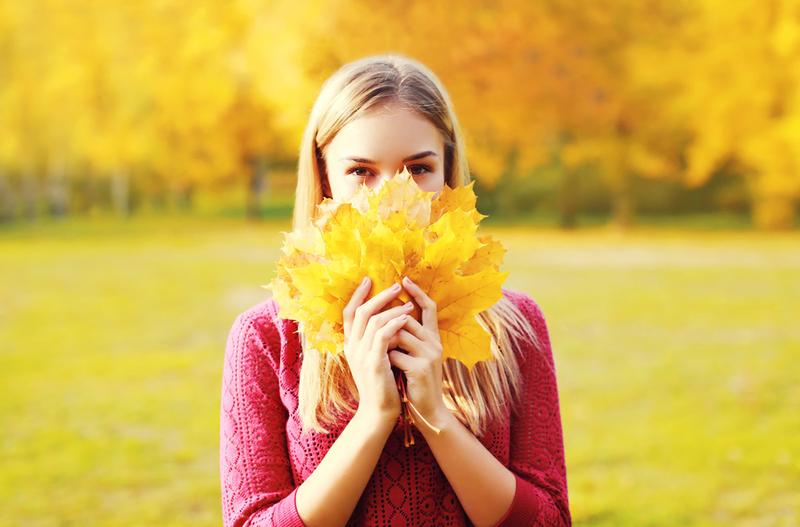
[[0, 0, 295, 219], [0, 0, 797, 228], [634, 0, 800, 229], [282, 0, 683, 228]]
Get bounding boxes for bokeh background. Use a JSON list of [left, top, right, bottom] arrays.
[[1, 1, 798, 526]]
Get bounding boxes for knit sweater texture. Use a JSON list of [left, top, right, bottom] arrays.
[[220, 288, 571, 526]]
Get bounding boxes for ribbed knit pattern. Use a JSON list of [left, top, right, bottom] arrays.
[[220, 288, 571, 526]]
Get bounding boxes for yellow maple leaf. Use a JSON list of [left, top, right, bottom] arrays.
[[264, 166, 508, 370]]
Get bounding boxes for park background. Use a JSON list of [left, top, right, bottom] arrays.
[[1, 1, 798, 525]]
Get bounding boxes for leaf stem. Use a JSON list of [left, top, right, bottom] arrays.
[[394, 369, 441, 447]]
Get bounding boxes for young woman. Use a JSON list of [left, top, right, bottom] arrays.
[[220, 54, 571, 527]]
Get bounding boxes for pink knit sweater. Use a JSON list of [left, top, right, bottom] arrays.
[[219, 288, 571, 526]]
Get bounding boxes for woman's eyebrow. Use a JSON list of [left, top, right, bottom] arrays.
[[340, 151, 438, 164]]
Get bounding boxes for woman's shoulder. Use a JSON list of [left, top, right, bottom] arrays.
[[225, 297, 301, 373], [500, 287, 554, 369], [230, 296, 289, 330], [501, 287, 548, 328]]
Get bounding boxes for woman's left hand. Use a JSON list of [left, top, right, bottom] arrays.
[[386, 275, 451, 432]]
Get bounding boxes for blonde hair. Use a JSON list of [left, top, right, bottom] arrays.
[[291, 53, 539, 437]]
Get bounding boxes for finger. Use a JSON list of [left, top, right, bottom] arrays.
[[387, 349, 421, 372], [399, 315, 426, 341], [373, 314, 409, 353], [362, 302, 414, 344], [376, 301, 414, 324], [343, 277, 372, 339], [389, 313, 430, 348], [351, 282, 403, 341], [394, 328, 426, 358], [402, 276, 439, 332]]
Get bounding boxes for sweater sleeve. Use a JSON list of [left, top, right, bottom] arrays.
[[220, 310, 307, 527], [493, 295, 572, 527]]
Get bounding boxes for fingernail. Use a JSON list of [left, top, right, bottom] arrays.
[[361, 276, 370, 287], [392, 283, 401, 291], [404, 301, 413, 308], [403, 276, 413, 286], [399, 314, 408, 321]]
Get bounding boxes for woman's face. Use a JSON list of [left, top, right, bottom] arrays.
[[322, 103, 446, 202]]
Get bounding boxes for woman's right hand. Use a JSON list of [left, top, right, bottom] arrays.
[[343, 276, 414, 424]]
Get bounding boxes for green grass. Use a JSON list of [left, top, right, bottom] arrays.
[[1, 216, 798, 526]]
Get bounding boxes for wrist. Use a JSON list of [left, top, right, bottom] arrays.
[[415, 403, 456, 438], [354, 405, 399, 431]]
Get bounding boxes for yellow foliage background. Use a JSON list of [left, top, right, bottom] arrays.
[[1, 2, 799, 527], [1, 0, 799, 228]]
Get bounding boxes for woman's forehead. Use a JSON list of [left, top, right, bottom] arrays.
[[327, 108, 443, 162]]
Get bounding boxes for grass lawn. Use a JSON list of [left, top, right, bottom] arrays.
[[1, 215, 798, 526]]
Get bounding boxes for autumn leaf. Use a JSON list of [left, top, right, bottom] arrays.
[[264, 166, 508, 370]]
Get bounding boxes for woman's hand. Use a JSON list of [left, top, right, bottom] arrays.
[[343, 277, 414, 424], [386, 276, 451, 432]]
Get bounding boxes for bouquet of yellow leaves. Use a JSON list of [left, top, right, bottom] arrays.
[[264, 167, 507, 442]]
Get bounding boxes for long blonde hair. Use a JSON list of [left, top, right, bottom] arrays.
[[291, 53, 539, 437]]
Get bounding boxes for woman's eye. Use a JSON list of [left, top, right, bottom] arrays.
[[347, 167, 371, 177], [346, 165, 430, 178], [408, 164, 431, 175]]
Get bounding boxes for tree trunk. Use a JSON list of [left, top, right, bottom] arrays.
[[47, 158, 69, 217], [178, 184, 194, 211], [612, 170, 634, 230], [111, 168, 130, 217], [0, 168, 15, 222], [246, 156, 268, 220], [21, 169, 38, 220], [558, 169, 579, 229], [609, 121, 635, 230]]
